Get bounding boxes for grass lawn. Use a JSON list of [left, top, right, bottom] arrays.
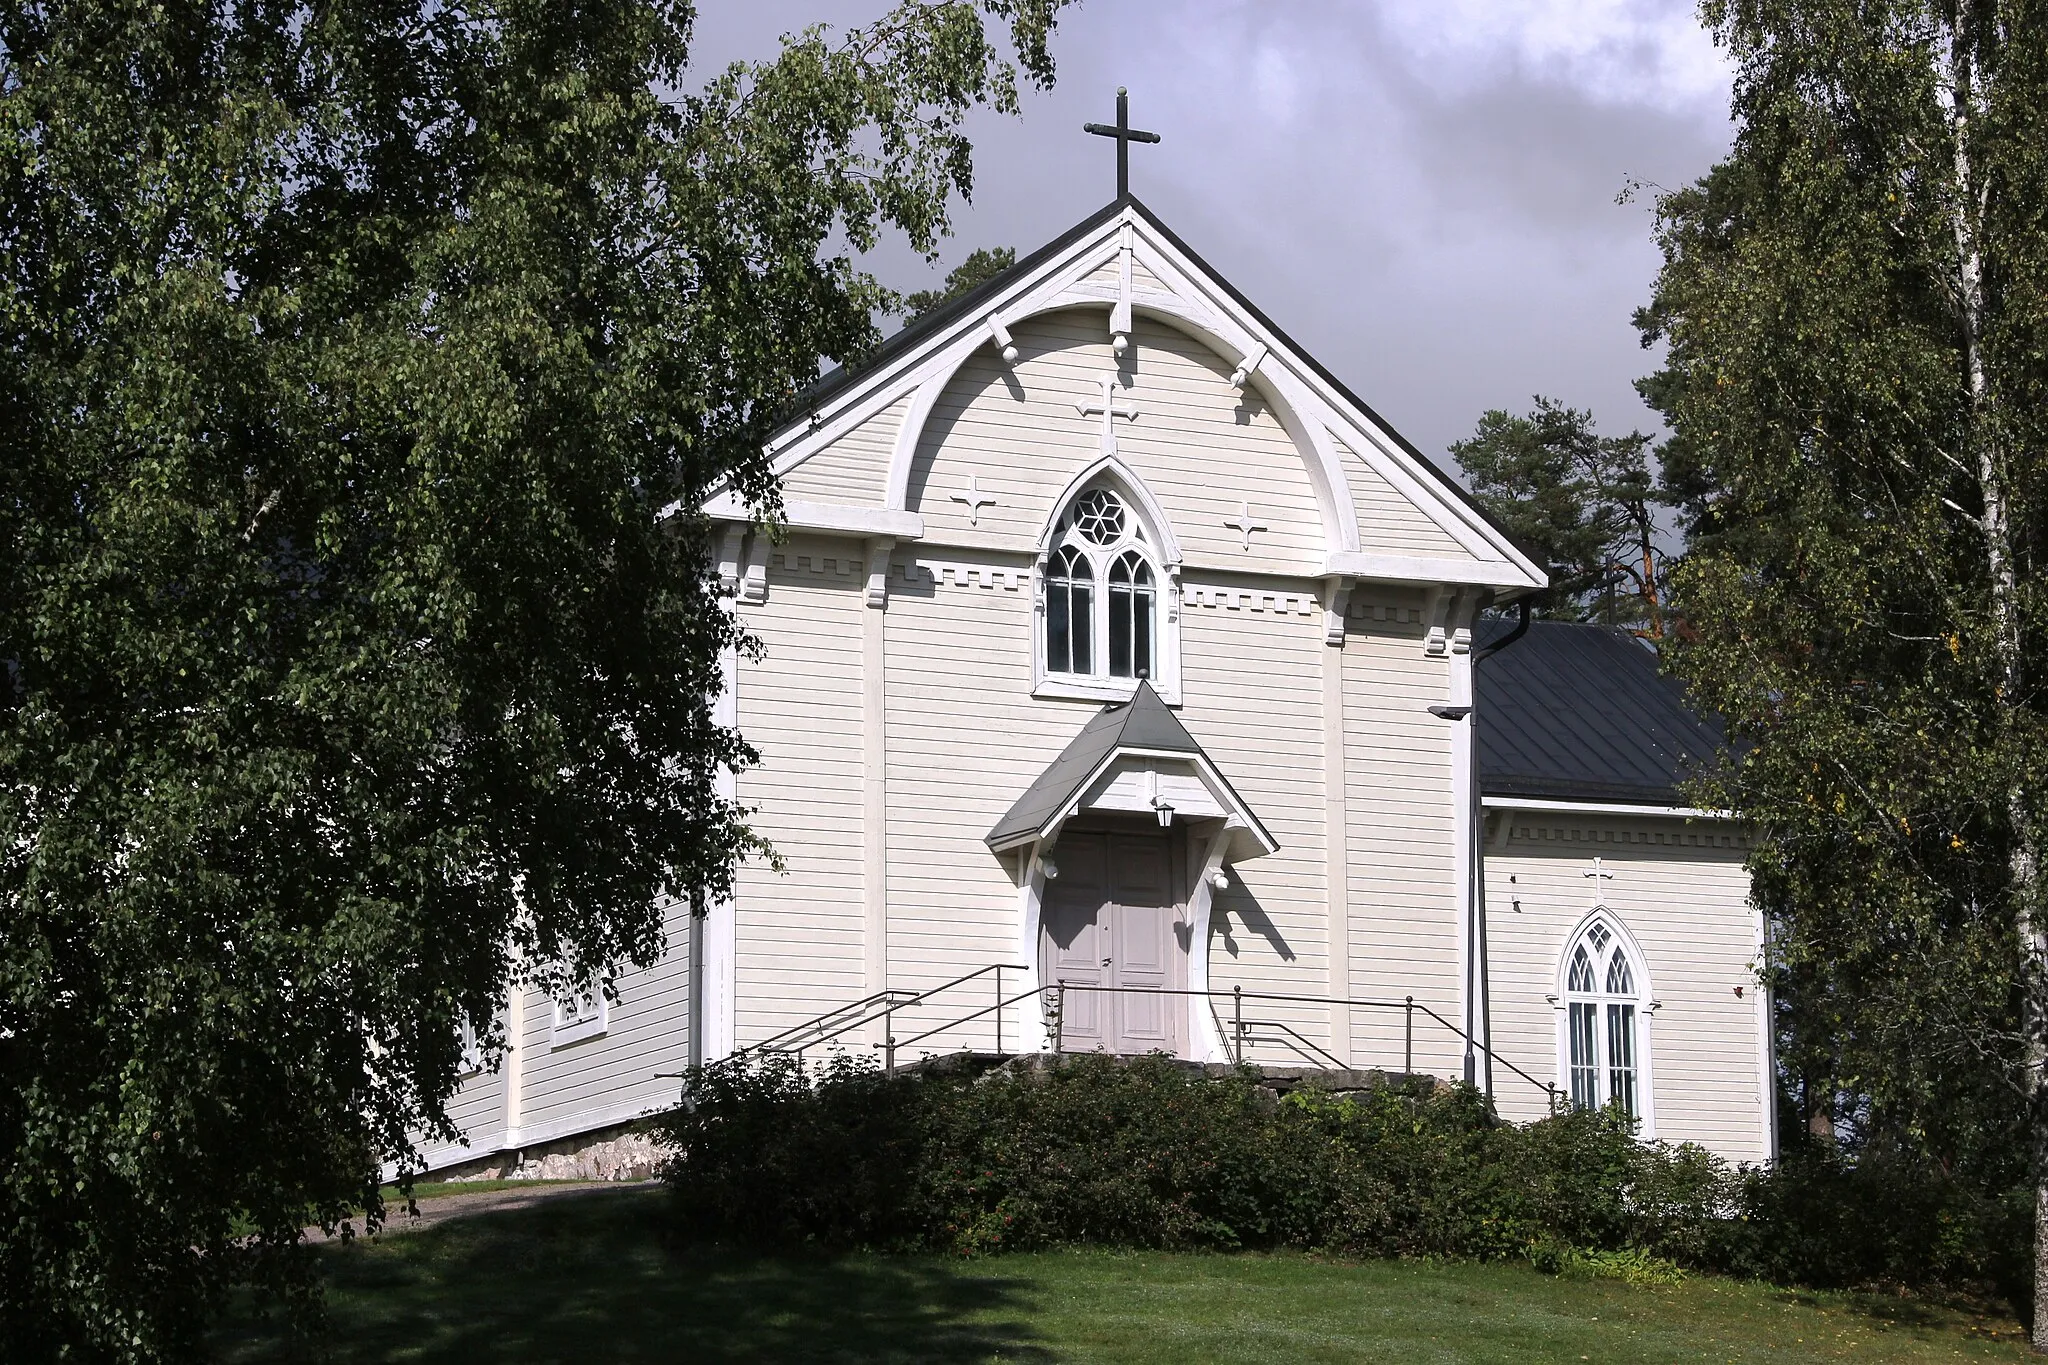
[[216, 1185, 2030, 1363]]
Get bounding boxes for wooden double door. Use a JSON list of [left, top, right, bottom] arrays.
[[1039, 827, 1188, 1056]]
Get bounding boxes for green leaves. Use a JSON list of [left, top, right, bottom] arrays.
[[1448, 397, 1667, 630], [1637, 0, 2048, 1199], [0, 2, 1071, 1358]]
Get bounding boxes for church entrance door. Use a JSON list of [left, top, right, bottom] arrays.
[[1040, 827, 1187, 1056]]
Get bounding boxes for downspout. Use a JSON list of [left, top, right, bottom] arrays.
[[1470, 596, 1535, 1098]]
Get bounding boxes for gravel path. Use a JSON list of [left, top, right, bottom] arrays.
[[304, 1180, 656, 1243]]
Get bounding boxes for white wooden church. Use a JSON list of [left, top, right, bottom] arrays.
[[422, 191, 1776, 1180]]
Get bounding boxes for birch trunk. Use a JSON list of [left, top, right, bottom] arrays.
[[1942, 6, 2048, 1347]]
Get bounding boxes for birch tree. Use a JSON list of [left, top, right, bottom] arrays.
[[1641, 0, 2048, 1335], [0, 2, 1068, 1359]]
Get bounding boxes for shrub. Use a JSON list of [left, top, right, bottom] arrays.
[[653, 1053, 2026, 1306]]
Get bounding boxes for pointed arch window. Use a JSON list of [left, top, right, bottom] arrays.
[[1560, 917, 1646, 1120], [1039, 484, 1175, 699]]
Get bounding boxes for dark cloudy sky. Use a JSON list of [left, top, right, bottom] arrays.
[[692, 2, 1735, 474]]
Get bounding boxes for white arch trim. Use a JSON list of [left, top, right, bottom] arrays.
[[1551, 905, 1659, 1139], [1038, 453, 1184, 567], [880, 289, 1361, 558]]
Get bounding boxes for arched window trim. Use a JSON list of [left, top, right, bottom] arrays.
[[1551, 907, 1658, 1138], [1034, 462, 1182, 705]]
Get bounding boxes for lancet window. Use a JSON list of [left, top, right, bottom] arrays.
[[1560, 917, 1646, 1120], [1042, 486, 1160, 686]]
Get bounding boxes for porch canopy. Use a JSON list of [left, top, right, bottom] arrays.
[[985, 680, 1277, 866]]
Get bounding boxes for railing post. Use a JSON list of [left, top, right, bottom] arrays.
[[885, 1002, 896, 1078], [1232, 985, 1244, 1065], [1053, 982, 1066, 1054], [994, 965, 1004, 1056], [1404, 995, 1413, 1077]]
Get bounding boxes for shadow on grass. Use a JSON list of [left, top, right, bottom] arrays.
[[216, 1188, 1052, 1364]]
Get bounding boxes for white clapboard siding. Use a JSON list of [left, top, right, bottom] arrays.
[[511, 891, 698, 1143], [731, 562, 870, 1046], [1341, 598, 1465, 1080], [1179, 598, 1334, 1062], [1337, 436, 1474, 560], [883, 552, 1086, 1056], [781, 396, 905, 506], [417, 1041, 508, 1173], [1483, 815, 1768, 1163], [908, 313, 1328, 575]]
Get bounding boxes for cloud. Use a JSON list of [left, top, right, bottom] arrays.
[[686, 1, 1735, 465]]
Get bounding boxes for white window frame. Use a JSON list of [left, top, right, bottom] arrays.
[[1551, 910, 1657, 1138], [550, 979, 610, 1049], [1034, 469, 1183, 705], [457, 1018, 486, 1077]]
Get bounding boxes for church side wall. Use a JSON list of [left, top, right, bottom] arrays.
[[512, 891, 698, 1147], [1340, 593, 1466, 1080], [730, 547, 870, 1047], [415, 1040, 507, 1174], [1178, 587, 1332, 1062], [1483, 816, 1769, 1165], [882, 548, 1076, 1053]]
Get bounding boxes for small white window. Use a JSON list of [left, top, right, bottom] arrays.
[[457, 1019, 486, 1077], [1558, 916, 1648, 1125], [1036, 481, 1178, 702], [551, 981, 609, 1048]]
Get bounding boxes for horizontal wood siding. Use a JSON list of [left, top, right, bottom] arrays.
[[884, 553, 1075, 1056], [1483, 816, 1768, 1163], [781, 396, 903, 506], [732, 556, 869, 1046], [1180, 597, 1334, 1062], [1337, 436, 1474, 560], [418, 1043, 506, 1172], [1342, 597, 1464, 1080], [907, 313, 1327, 575], [513, 892, 697, 1139]]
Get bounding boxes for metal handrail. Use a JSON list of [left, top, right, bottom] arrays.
[[745, 987, 920, 1056], [882, 976, 1558, 1105], [742, 962, 1029, 1072]]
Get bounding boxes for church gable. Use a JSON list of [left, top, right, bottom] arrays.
[[729, 199, 1545, 598], [907, 311, 1327, 574], [1335, 437, 1473, 561]]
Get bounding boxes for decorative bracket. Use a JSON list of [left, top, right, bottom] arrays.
[[738, 535, 769, 606], [864, 537, 896, 609], [1423, 586, 1449, 656], [987, 314, 1018, 365], [716, 524, 747, 597], [1229, 342, 1268, 390], [1319, 575, 1353, 648]]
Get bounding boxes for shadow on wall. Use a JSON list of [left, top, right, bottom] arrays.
[[1213, 870, 1295, 962], [214, 1189, 1051, 1365]]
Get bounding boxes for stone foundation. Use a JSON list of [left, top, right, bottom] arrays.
[[433, 1122, 664, 1184]]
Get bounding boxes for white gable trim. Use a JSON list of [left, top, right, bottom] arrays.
[[742, 204, 1544, 592]]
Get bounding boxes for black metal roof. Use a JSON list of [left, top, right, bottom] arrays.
[[984, 680, 1272, 852], [1476, 620, 1727, 807]]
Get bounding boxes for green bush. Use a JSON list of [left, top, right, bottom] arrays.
[[653, 1053, 2024, 1305]]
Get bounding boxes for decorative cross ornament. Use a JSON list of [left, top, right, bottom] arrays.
[[1584, 856, 1615, 886], [1083, 87, 1161, 199], [951, 475, 997, 527], [1224, 501, 1268, 552], [1075, 375, 1139, 455]]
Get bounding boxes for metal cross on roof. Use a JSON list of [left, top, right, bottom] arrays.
[[1083, 87, 1161, 199]]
